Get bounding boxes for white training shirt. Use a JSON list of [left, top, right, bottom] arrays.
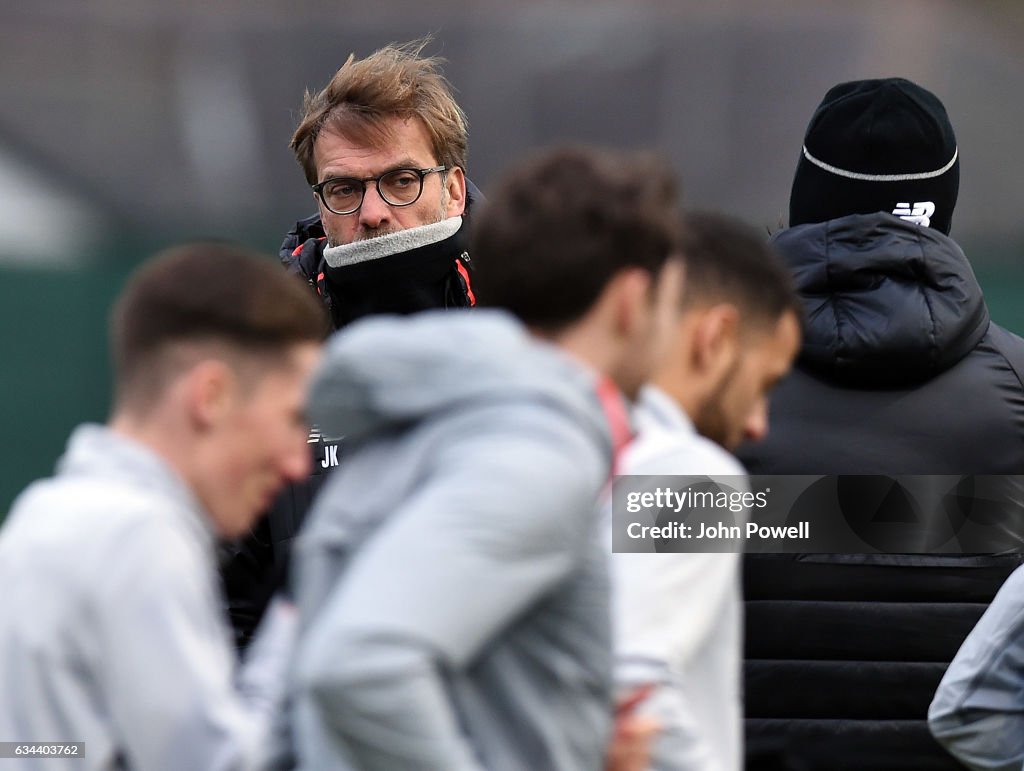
[[610, 385, 747, 771]]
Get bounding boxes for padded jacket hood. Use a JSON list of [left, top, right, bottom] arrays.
[[773, 212, 990, 387]]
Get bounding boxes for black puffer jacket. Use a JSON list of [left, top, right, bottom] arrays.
[[737, 213, 1024, 770], [221, 187, 481, 649]]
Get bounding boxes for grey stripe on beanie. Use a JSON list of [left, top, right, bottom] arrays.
[[801, 145, 958, 183]]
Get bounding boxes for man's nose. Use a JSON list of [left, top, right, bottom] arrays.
[[357, 184, 392, 229]]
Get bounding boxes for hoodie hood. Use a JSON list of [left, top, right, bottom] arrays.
[[772, 212, 989, 387], [307, 309, 616, 454]]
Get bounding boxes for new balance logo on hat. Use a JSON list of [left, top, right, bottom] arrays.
[[893, 201, 936, 227]]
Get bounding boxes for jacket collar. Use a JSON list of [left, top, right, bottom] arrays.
[[57, 424, 216, 551]]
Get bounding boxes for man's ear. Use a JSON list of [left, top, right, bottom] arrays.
[[184, 359, 237, 430], [444, 166, 468, 217], [692, 304, 740, 376], [611, 267, 655, 340]]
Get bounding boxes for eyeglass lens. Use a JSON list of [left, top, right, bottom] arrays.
[[321, 169, 424, 214]]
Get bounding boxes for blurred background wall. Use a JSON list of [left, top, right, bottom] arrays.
[[2, 0, 1024, 513]]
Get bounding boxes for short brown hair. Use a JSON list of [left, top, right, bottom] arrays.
[[291, 39, 468, 186], [471, 145, 683, 332], [111, 242, 328, 408]]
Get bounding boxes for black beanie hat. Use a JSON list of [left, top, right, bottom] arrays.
[[788, 78, 959, 234]]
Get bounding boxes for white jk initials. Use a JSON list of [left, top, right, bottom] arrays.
[[320, 444, 339, 469]]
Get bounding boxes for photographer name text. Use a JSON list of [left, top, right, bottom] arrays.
[[626, 520, 810, 541]]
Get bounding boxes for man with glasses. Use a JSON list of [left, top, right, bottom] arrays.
[[283, 38, 477, 328], [222, 39, 479, 648]]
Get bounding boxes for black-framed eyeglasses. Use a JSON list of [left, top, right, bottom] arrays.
[[312, 165, 448, 215]]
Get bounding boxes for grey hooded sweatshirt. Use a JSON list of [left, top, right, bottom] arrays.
[[0, 426, 294, 771], [286, 309, 619, 771]]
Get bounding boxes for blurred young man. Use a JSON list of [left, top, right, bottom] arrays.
[[611, 212, 801, 771], [0, 244, 326, 770], [225, 40, 481, 646], [284, 146, 685, 770]]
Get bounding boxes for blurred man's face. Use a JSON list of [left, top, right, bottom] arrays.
[[313, 116, 466, 247], [694, 310, 800, 451], [199, 343, 321, 538]]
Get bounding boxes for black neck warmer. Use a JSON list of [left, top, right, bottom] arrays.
[[321, 217, 473, 329]]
